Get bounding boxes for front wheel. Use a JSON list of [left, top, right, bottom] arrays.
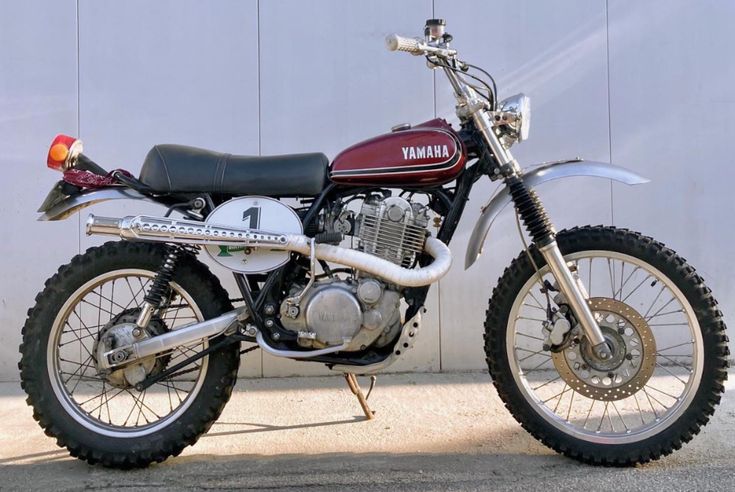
[[485, 226, 729, 465]]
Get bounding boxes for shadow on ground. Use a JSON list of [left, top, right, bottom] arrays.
[[1, 424, 732, 492], [1, 372, 733, 491]]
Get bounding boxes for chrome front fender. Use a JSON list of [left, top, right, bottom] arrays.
[[464, 159, 650, 269], [39, 187, 155, 221]]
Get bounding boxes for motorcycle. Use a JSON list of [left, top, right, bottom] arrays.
[[20, 19, 728, 468]]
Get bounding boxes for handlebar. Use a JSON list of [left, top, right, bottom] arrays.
[[385, 33, 457, 58], [385, 34, 423, 55]]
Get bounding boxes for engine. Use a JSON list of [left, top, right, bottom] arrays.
[[279, 195, 430, 351], [280, 277, 401, 351]]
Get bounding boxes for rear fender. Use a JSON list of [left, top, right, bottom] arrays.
[[38, 187, 155, 221], [464, 159, 650, 269]]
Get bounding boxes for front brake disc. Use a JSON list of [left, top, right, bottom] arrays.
[[551, 297, 656, 401]]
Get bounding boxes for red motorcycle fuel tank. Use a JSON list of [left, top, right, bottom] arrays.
[[329, 119, 467, 186]]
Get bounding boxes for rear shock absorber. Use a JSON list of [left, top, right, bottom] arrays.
[[135, 245, 192, 328]]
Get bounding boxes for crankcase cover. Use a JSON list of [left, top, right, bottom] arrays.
[[304, 284, 363, 346]]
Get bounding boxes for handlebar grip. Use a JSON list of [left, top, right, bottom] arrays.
[[385, 34, 423, 55]]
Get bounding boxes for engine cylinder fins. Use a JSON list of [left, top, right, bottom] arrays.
[[505, 175, 555, 246], [357, 196, 430, 268]]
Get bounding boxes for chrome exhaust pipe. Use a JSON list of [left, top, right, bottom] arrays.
[[99, 307, 248, 370], [87, 214, 452, 288]]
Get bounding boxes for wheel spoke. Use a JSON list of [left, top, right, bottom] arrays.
[[515, 316, 547, 323], [527, 290, 546, 310], [645, 296, 677, 321], [642, 388, 660, 418], [607, 259, 616, 299], [582, 399, 595, 429], [657, 341, 694, 352], [565, 389, 575, 422], [62, 354, 94, 386], [642, 284, 666, 318], [85, 387, 126, 413], [522, 303, 546, 312], [643, 387, 672, 412], [80, 299, 116, 318], [67, 357, 96, 395], [654, 361, 689, 385], [587, 258, 593, 296], [613, 265, 640, 300], [611, 401, 629, 432], [633, 392, 646, 425], [516, 347, 550, 363], [552, 384, 569, 413], [516, 332, 544, 341], [655, 352, 693, 371], [620, 273, 652, 303], [645, 384, 680, 400], [647, 308, 684, 320], [522, 357, 553, 374], [531, 375, 561, 391]]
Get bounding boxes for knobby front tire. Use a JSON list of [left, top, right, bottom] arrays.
[[484, 226, 729, 466]]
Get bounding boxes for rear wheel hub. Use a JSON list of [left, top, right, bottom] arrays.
[[93, 310, 168, 388]]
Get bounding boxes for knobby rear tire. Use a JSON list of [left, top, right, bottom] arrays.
[[484, 226, 729, 466], [19, 241, 240, 468]]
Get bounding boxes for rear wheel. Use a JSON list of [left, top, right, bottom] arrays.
[[19, 241, 240, 468], [485, 226, 729, 465]]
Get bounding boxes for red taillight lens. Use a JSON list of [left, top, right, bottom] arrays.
[[47, 134, 82, 171]]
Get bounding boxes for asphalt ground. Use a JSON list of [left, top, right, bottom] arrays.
[[1, 371, 733, 491]]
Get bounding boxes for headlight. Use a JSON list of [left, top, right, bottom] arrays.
[[498, 93, 531, 143]]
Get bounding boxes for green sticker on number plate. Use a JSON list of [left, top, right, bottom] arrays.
[[217, 246, 248, 257]]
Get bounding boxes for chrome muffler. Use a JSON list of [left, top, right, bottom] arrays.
[[86, 214, 452, 288], [86, 214, 289, 248]]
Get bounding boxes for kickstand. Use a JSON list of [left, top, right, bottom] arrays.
[[343, 373, 375, 420]]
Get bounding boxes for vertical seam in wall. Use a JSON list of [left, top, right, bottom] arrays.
[[256, 0, 264, 377], [256, 0, 262, 158], [432, 0, 442, 373], [605, 0, 615, 226], [76, 0, 81, 254]]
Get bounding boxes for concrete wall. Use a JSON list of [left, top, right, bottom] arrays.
[[1, 0, 733, 379]]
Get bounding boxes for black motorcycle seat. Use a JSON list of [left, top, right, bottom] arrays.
[[139, 144, 328, 196]]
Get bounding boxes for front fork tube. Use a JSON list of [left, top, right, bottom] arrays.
[[538, 241, 611, 359], [506, 175, 612, 360]]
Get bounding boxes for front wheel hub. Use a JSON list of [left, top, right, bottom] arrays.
[[552, 297, 656, 401]]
